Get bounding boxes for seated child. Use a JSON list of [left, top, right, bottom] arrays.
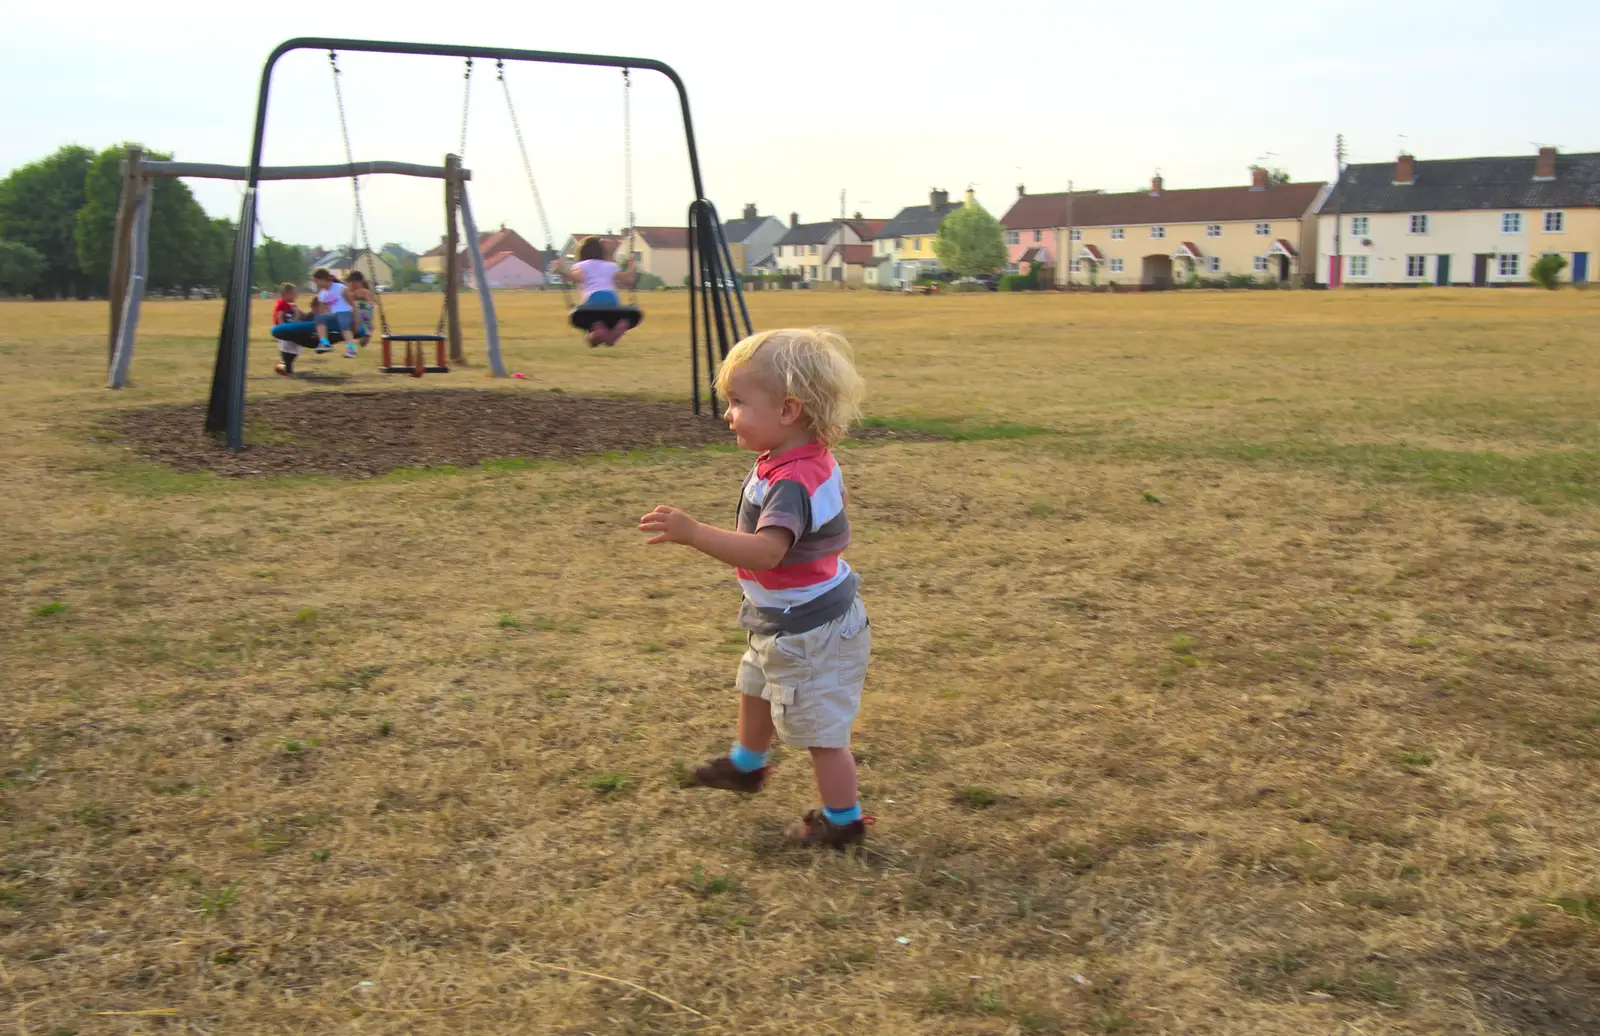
[[552, 236, 638, 348], [271, 282, 308, 376]]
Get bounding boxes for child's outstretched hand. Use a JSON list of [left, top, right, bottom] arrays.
[[639, 505, 700, 546]]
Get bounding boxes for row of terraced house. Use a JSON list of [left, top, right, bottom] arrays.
[[739, 145, 1600, 289]]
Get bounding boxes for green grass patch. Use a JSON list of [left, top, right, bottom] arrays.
[[858, 415, 1050, 442]]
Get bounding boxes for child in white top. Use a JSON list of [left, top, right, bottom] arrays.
[[551, 236, 638, 347], [311, 268, 358, 357]]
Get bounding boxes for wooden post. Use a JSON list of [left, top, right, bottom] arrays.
[[107, 147, 143, 365], [443, 154, 464, 364]]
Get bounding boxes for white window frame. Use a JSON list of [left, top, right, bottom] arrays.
[[1004, 230, 1019, 245], [1253, 256, 1270, 273], [1349, 255, 1369, 278], [1069, 229, 1082, 241], [1109, 257, 1125, 274], [1255, 222, 1270, 236], [1409, 214, 1429, 235], [1151, 226, 1166, 239], [1110, 227, 1125, 240], [1501, 213, 1522, 234], [1033, 230, 1043, 243], [1205, 256, 1220, 273], [1498, 252, 1521, 277], [1544, 211, 1565, 233], [1351, 216, 1369, 236], [1405, 255, 1427, 278], [1206, 224, 1221, 238], [1004, 262, 1019, 274]]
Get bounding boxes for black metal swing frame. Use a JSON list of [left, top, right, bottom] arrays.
[[206, 37, 751, 451]]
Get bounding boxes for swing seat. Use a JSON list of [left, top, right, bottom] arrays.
[[569, 305, 644, 333], [270, 320, 324, 350], [379, 333, 450, 376]]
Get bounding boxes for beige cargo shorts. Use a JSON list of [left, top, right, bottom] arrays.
[[736, 595, 870, 749]]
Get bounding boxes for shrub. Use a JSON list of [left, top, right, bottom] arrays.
[[1531, 253, 1567, 290], [998, 267, 1043, 292], [1224, 273, 1258, 289], [634, 271, 664, 291]]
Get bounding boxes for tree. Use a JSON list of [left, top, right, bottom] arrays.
[[1251, 164, 1292, 186], [255, 235, 306, 288], [1531, 252, 1568, 289], [0, 145, 94, 298], [933, 201, 1006, 278], [380, 241, 417, 267], [390, 263, 424, 291], [0, 240, 46, 295], [75, 143, 226, 293]]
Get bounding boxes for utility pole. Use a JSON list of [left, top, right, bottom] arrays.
[[1333, 134, 1346, 288], [1065, 179, 1075, 290]]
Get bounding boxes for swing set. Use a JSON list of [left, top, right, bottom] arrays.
[[105, 37, 751, 451]]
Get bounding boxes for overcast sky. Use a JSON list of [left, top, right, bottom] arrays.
[[5, 0, 1595, 253]]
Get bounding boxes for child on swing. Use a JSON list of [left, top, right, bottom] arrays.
[[345, 270, 377, 346], [270, 282, 308, 377], [552, 236, 637, 347], [310, 267, 359, 358]]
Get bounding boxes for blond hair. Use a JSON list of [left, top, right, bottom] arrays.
[[715, 328, 864, 447]]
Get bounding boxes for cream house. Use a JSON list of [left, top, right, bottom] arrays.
[[1000, 170, 1328, 287], [1318, 148, 1600, 286], [775, 215, 885, 284]]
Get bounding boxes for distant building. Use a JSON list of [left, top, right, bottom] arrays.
[[466, 251, 546, 289], [419, 226, 544, 282], [309, 247, 395, 286], [775, 214, 886, 284], [1318, 147, 1600, 287], [872, 188, 967, 287], [721, 204, 788, 275]]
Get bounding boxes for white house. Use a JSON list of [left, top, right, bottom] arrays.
[[1318, 148, 1600, 287], [467, 250, 545, 289]]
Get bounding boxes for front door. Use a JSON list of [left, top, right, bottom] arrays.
[[1573, 252, 1589, 284], [1473, 254, 1489, 286], [1435, 254, 1451, 286]]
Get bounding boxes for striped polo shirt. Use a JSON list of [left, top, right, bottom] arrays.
[[735, 440, 857, 635]]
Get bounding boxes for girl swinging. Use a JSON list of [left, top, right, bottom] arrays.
[[552, 236, 638, 347]]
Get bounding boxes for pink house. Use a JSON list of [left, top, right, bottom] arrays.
[[466, 251, 546, 289], [999, 185, 1098, 277]]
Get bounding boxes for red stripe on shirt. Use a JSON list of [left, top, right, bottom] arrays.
[[737, 555, 838, 589]]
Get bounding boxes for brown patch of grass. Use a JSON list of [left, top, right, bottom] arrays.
[[0, 290, 1597, 1033]]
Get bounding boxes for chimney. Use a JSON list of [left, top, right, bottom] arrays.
[[1534, 146, 1557, 181], [853, 211, 862, 219], [964, 186, 976, 205], [1016, 182, 1026, 197], [743, 203, 758, 220], [789, 212, 798, 228], [1250, 166, 1269, 191], [1393, 153, 1415, 185], [1150, 175, 1163, 196], [930, 188, 948, 208]]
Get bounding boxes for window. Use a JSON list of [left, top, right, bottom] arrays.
[[1151, 226, 1166, 239], [1351, 216, 1369, 236], [1111, 227, 1125, 240], [1033, 230, 1043, 243], [913, 238, 921, 251], [1409, 214, 1429, 235], [1070, 229, 1082, 241], [895, 238, 903, 249], [1545, 211, 1565, 232], [1109, 258, 1125, 273], [1349, 255, 1369, 277], [1206, 224, 1221, 237], [1501, 213, 1522, 233], [1405, 255, 1427, 278], [1255, 222, 1270, 236], [1498, 252, 1521, 277], [1004, 262, 1019, 274], [1005, 230, 1019, 245], [1205, 256, 1220, 273], [808, 244, 818, 255], [1253, 256, 1270, 273]]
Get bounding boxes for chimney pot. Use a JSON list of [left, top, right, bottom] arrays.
[[1251, 166, 1269, 190], [930, 188, 948, 208], [790, 212, 798, 228], [1393, 153, 1415, 185], [743, 203, 758, 220], [853, 211, 862, 219], [1150, 175, 1163, 195], [1534, 146, 1557, 181], [1016, 182, 1026, 197]]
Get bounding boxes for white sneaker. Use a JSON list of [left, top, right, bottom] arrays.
[[315, 342, 333, 354]]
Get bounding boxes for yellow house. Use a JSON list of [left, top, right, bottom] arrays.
[[1001, 170, 1328, 287], [871, 188, 967, 287], [624, 226, 691, 285], [310, 247, 395, 286]]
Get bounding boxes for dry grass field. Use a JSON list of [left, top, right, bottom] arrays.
[[1, 288, 1597, 1035]]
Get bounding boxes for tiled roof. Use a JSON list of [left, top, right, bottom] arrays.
[[1075, 243, 1103, 261], [632, 226, 690, 249], [846, 218, 888, 240], [778, 220, 842, 246], [1019, 246, 1053, 263], [1323, 152, 1600, 213], [473, 228, 544, 271], [828, 244, 875, 266], [873, 202, 962, 239], [1001, 182, 1325, 229], [1171, 241, 1203, 259], [723, 214, 779, 242], [483, 250, 525, 270], [1266, 238, 1298, 257]]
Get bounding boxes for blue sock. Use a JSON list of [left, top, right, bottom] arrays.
[[728, 742, 768, 773], [823, 802, 862, 826]]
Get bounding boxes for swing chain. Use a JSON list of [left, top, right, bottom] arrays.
[[328, 50, 390, 337], [622, 68, 637, 305], [457, 57, 473, 163], [497, 59, 568, 306]]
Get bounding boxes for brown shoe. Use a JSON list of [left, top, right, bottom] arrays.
[[785, 809, 871, 850], [691, 755, 768, 793]]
